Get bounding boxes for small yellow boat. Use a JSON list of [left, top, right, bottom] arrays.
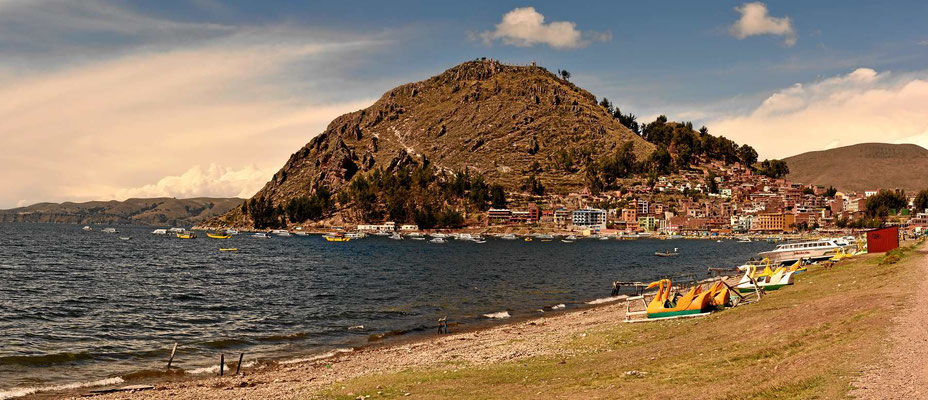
[[219, 248, 238, 252], [324, 235, 350, 242], [176, 232, 196, 239], [524, 237, 533, 242], [207, 233, 232, 239]]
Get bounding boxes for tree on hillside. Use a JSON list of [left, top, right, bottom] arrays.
[[914, 189, 928, 212], [522, 174, 545, 196], [599, 97, 614, 114], [613, 108, 639, 133], [758, 159, 790, 179], [826, 186, 838, 197], [738, 144, 758, 166], [490, 184, 507, 209], [559, 69, 571, 80]]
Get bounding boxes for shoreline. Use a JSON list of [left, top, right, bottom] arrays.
[[41, 294, 632, 399], [9, 287, 629, 400]]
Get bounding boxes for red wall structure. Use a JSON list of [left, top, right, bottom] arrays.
[[867, 226, 899, 253]]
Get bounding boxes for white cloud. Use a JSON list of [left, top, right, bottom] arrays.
[[0, 3, 381, 208], [113, 164, 275, 200], [709, 68, 928, 159], [730, 2, 797, 47], [479, 7, 610, 49]]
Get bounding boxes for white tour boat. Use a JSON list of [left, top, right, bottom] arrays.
[[757, 238, 843, 264]]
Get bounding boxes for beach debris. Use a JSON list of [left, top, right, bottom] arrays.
[[166, 342, 178, 369], [624, 370, 648, 377]]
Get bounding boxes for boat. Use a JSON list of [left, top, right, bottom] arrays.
[[474, 240, 487, 244], [645, 279, 715, 319], [666, 235, 683, 240], [757, 238, 843, 264], [176, 232, 196, 239], [535, 234, 554, 240], [706, 281, 731, 309], [565, 235, 577, 240], [654, 248, 679, 257], [102, 227, 118, 233], [407, 232, 423, 238], [734, 263, 794, 293], [168, 227, 186, 233], [82, 226, 92, 231], [219, 248, 238, 252], [372, 231, 391, 236], [429, 233, 448, 239], [389, 233, 403, 240], [599, 236, 611, 241], [411, 237, 426, 241], [524, 237, 533, 242], [322, 233, 351, 242], [119, 237, 131, 240], [500, 233, 518, 240], [737, 237, 752, 243], [252, 232, 269, 238], [429, 238, 446, 244], [294, 231, 308, 236], [456, 233, 474, 241], [561, 239, 574, 243], [225, 228, 239, 235], [207, 232, 231, 239], [152, 229, 167, 235], [272, 229, 291, 237], [345, 232, 366, 239]]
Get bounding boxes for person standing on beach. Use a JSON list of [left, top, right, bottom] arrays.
[[438, 316, 449, 334]]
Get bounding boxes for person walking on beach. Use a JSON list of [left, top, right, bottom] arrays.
[[438, 316, 449, 334]]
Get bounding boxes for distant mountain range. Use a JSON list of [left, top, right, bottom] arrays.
[[784, 143, 928, 193], [0, 197, 244, 226]]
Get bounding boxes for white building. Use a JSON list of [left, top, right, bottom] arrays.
[[572, 208, 607, 230], [399, 224, 419, 231], [357, 222, 396, 232]]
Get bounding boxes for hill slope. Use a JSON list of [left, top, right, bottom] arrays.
[[0, 197, 243, 226], [784, 143, 928, 193], [216, 59, 654, 226]]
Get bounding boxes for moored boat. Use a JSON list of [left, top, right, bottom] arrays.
[[252, 232, 269, 238], [176, 232, 196, 239], [429, 237, 446, 244], [757, 238, 843, 264], [82, 225, 92, 231], [102, 227, 118, 233], [152, 229, 167, 235], [207, 232, 232, 239]]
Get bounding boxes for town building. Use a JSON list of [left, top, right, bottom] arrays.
[[572, 208, 607, 230]]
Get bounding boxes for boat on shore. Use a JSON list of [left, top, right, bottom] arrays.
[[757, 238, 843, 264], [82, 225, 92, 231], [272, 229, 291, 237], [500, 233, 518, 240]]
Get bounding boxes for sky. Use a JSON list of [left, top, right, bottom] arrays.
[[1, 0, 927, 208]]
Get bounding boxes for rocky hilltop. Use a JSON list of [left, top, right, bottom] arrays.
[[1, 197, 244, 226], [213, 59, 654, 227], [784, 143, 928, 193]]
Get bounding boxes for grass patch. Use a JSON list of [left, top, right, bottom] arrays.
[[319, 243, 924, 399]]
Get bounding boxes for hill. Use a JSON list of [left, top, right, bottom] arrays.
[[784, 143, 928, 193], [212, 59, 655, 227], [0, 197, 244, 226]]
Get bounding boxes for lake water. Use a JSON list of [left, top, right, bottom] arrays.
[[0, 223, 772, 398]]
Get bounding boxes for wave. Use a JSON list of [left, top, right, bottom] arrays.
[[0, 377, 123, 400], [278, 348, 353, 365], [551, 304, 566, 310], [482, 311, 511, 319], [187, 360, 256, 375], [0, 352, 93, 367], [201, 338, 251, 349], [586, 295, 628, 305]]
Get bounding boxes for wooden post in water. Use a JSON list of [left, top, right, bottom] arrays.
[[166, 342, 177, 369], [219, 354, 224, 376], [235, 353, 244, 375]]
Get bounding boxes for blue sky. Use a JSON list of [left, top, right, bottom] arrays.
[[1, 1, 927, 207]]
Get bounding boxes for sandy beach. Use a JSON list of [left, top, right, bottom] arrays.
[[48, 240, 927, 400]]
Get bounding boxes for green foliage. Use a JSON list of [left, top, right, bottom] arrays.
[[284, 187, 334, 223], [248, 195, 283, 229], [340, 164, 502, 224], [490, 184, 507, 209], [914, 189, 928, 212], [640, 116, 755, 170], [758, 159, 790, 179], [707, 172, 719, 194], [865, 190, 907, 220], [825, 186, 838, 197], [802, 187, 815, 195], [522, 174, 545, 195]]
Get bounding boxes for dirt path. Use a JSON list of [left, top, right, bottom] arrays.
[[851, 246, 928, 399]]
